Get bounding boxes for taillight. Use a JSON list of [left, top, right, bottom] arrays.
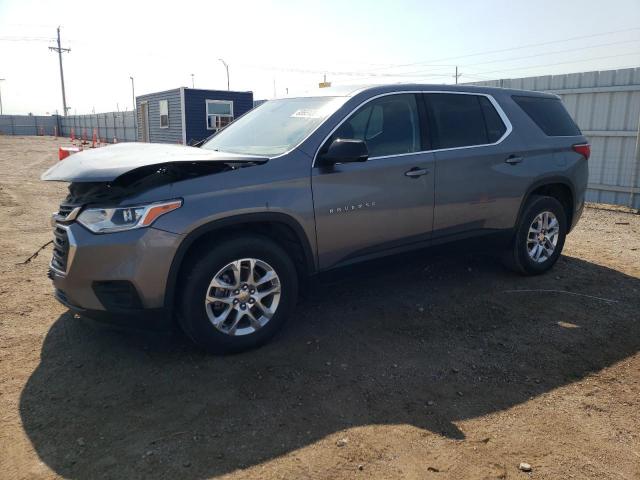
[[572, 143, 590, 160]]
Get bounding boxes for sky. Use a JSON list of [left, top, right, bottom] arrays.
[[0, 0, 639, 115]]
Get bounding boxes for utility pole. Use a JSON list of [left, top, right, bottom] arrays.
[[191, 73, 195, 88], [129, 76, 135, 110], [218, 58, 230, 90], [49, 26, 71, 116], [0, 79, 5, 115], [454, 66, 462, 85], [130, 76, 137, 139]]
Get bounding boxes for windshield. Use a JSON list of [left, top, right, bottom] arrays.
[[201, 96, 347, 156]]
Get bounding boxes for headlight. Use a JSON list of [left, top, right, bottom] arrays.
[[77, 199, 182, 233]]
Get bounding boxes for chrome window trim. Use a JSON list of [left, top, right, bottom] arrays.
[[311, 90, 514, 167]]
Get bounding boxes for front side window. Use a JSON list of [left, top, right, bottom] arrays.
[[202, 96, 347, 156], [159, 100, 169, 128], [330, 93, 421, 157], [206, 100, 234, 130], [426, 93, 506, 149]]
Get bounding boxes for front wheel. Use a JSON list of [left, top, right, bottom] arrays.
[[503, 195, 567, 275], [179, 235, 298, 354]]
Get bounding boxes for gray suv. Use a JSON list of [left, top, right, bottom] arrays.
[[43, 84, 589, 353]]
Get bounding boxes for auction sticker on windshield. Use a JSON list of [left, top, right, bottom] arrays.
[[290, 109, 321, 118]]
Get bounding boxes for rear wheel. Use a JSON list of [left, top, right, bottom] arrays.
[[503, 195, 567, 275], [179, 235, 298, 353]]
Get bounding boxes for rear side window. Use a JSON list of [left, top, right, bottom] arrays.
[[426, 93, 506, 149], [512, 95, 581, 136]]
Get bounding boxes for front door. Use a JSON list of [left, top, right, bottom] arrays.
[[312, 93, 435, 270]]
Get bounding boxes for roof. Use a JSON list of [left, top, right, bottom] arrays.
[[282, 83, 559, 100], [136, 87, 253, 99]]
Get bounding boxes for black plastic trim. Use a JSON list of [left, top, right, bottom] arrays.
[[54, 289, 172, 332]]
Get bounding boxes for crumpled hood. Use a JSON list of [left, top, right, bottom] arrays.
[[41, 142, 268, 182]]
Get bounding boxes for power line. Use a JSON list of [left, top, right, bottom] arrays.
[[244, 27, 640, 82], [469, 52, 640, 76], [370, 50, 640, 81], [0, 36, 56, 42], [464, 38, 640, 68], [243, 63, 455, 78], [363, 27, 640, 72]]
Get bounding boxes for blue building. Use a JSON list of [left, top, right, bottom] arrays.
[[135, 87, 254, 145]]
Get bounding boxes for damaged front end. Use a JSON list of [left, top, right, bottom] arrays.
[[61, 161, 242, 206], [42, 142, 269, 212]]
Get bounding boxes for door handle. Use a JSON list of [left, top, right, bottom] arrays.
[[505, 155, 524, 165], [405, 167, 429, 178]]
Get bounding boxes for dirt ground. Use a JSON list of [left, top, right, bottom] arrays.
[[1, 135, 639, 480]]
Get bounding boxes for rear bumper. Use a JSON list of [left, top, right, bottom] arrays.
[[570, 199, 585, 232]]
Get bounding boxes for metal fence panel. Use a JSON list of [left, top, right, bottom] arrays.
[[1, 112, 137, 143], [468, 67, 640, 209], [58, 111, 137, 142], [0, 115, 59, 136]]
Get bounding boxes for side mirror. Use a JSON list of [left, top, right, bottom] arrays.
[[319, 138, 368, 165]]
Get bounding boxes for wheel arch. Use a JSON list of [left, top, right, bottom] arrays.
[[164, 212, 316, 312], [517, 177, 576, 230]]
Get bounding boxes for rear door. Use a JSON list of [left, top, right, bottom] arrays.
[[425, 92, 527, 239], [312, 93, 435, 270]]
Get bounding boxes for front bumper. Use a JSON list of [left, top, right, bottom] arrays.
[[53, 288, 173, 331], [48, 222, 183, 322]]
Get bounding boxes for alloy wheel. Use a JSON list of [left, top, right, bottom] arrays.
[[526, 211, 559, 263], [205, 258, 281, 336]]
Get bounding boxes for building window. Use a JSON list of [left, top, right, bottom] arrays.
[[159, 100, 169, 128], [206, 100, 234, 130]]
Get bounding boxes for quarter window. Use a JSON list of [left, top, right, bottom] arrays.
[[207, 100, 234, 130], [426, 93, 506, 149], [159, 100, 169, 128], [512, 95, 581, 136], [479, 96, 507, 143], [331, 94, 421, 158]]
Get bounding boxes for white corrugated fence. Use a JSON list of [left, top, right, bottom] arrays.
[[468, 67, 640, 209]]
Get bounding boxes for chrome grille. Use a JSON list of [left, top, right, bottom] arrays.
[[58, 203, 75, 217], [51, 225, 69, 272]]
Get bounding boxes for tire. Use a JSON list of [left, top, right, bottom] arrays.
[[502, 195, 567, 275], [178, 235, 298, 354]]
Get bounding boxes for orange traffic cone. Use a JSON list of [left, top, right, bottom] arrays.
[[59, 146, 81, 161]]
